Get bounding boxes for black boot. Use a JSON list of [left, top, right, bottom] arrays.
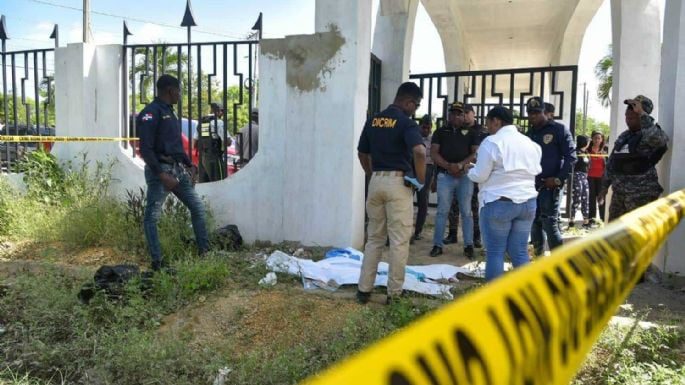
[[464, 246, 475, 260], [430, 246, 443, 257], [443, 231, 458, 245]]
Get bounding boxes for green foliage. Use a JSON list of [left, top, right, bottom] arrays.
[[595, 45, 613, 108], [575, 110, 611, 139], [0, 91, 56, 129]]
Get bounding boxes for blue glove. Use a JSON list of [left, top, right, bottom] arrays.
[[404, 176, 424, 191]]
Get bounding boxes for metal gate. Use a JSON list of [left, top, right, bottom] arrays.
[[0, 15, 58, 171], [122, 7, 260, 182], [368, 54, 382, 117], [409, 65, 579, 216]]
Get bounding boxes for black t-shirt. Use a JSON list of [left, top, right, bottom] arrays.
[[470, 122, 488, 145], [431, 125, 479, 169], [575, 150, 590, 173], [357, 105, 424, 172]]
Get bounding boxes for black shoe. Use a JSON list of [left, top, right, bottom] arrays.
[[582, 222, 592, 230], [430, 246, 443, 257], [474, 240, 483, 249], [413, 233, 423, 241], [568, 221, 575, 228], [151, 260, 162, 272], [356, 290, 371, 304], [443, 233, 458, 245], [464, 246, 475, 260]]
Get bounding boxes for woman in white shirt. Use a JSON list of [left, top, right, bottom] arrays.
[[465, 106, 542, 281]]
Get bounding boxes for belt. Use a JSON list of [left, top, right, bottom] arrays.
[[498, 197, 513, 202], [372, 171, 404, 177]]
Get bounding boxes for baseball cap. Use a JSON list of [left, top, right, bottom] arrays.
[[448, 101, 465, 112], [526, 97, 545, 113], [623, 95, 653, 114]]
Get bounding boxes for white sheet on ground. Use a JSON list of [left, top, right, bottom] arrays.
[[265, 249, 483, 299]]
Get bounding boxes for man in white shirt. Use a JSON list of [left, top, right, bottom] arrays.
[[466, 106, 542, 281]]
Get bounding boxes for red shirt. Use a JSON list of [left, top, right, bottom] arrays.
[[588, 147, 606, 178]]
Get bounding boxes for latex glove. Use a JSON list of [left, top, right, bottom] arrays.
[[404, 176, 424, 191]]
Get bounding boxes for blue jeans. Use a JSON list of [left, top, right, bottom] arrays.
[[144, 163, 210, 265], [480, 198, 536, 281], [531, 188, 563, 255], [433, 172, 474, 247]]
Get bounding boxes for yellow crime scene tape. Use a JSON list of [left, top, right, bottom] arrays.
[[578, 153, 609, 158], [0, 135, 139, 142], [302, 189, 685, 385]]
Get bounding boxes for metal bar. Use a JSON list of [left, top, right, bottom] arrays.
[[139, 47, 149, 105], [233, 44, 244, 160], [124, 40, 258, 49], [11, 54, 18, 165], [42, 51, 52, 134], [187, 28, 192, 160], [1, 39, 8, 168], [509, 73, 515, 112], [121, 45, 128, 149], [131, 47, 137, 157], [152, 46, 157, 98], [409, 65, 579, 79], [539, 71, 546, 101], [1, 48, 56, 55], [22, 52, 29, 131], [222, 43, 228, 169], [176, 45, 182, 153], [246, 41, 253, 169], [33, 52, 40, 132], [480, 74, 486, 119], [196, 43, 202, 159]]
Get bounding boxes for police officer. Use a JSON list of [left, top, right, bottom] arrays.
[[357, 82, 426, 305], [197, 102, 227, 182], [444, 104, 487, 248], [137, 75, 210, 271], [526, 97, 576, 256], [600, 95, 669, 221], [430, 101, 479, 259]]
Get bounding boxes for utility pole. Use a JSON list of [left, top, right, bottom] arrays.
[[83, 0, 92, 43], [582, 82, 588, 132]]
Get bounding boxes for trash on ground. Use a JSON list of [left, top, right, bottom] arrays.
[[258, 272, 278, 287]]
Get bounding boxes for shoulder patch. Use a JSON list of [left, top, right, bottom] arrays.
[[142, 113, 154, 122]]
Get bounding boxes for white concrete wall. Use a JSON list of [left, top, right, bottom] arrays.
[[52, 2, 371, 249], [659, 0, 685, 275], [372, 0, 419, 108]]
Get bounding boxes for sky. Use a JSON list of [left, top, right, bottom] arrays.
[[0, 0, 667, 124]]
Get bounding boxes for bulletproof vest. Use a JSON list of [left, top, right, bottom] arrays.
[[610, 126, 667, 175]]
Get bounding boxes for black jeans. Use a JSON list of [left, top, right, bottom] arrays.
[[531, 188, 563, 255], [588, 176, 605, 221], [414, 164, 435, 236]]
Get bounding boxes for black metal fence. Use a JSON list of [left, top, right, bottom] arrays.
[[0, 15, 57, 171], [122, 7, 261, 183], [409, 65, 578, 134], [410, 65, 579, 216]]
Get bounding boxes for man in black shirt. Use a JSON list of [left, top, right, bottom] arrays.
[[137, 75, 210, 271], [430, 101, 479, 259], [357, 82, 426, 304], [445, 104, 487, 248]]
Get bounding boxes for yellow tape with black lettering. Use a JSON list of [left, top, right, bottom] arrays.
[[302, 189, 685, 385], [0, 135, 139, 142]]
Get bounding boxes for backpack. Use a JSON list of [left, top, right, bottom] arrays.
[[78, 265, 153, 304]]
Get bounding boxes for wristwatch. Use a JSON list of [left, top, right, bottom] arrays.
[[554, 178, 562, 186]]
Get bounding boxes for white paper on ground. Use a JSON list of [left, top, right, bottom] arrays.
[[265, 249, 484, 299]]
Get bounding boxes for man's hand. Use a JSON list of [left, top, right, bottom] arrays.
[[543, 177, 560, 190], [463, 162, 475, 172], [447, 163, 463, 177], [185, 165, 199, 186], [159, 172, 179, 191]]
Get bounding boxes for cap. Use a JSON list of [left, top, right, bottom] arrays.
[[623, 95, 653, 114], [486, 106, 514, 125], [576, 135, 589, 149], [420, 114, 431, 125], [448, 101, 465, 112], [526, 97, 545, 113], [463, 104, 475, 113], [210, 102, 223, 110], [543, 102, 555, 114]]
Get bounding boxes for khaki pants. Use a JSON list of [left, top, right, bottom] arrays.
[[359, 174, 414, 296]]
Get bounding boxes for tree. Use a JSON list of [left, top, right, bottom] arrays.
[[574, 110, 610, 139], [595, 45, 613, 108]]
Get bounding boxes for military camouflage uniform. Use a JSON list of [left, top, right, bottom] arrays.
[[605, 113, 669, 221]]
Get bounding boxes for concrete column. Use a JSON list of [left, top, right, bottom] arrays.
[[658, 0, 685, 275], [371, 0, 419, 108], [609, 0, 661, 133]]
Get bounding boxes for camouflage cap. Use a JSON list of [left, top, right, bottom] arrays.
[[448, 101, 465, 112], [623, 95, 653, 114], [526, 97, 545, 113]]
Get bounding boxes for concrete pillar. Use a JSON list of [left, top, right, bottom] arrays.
[[609, 0, 661, 133], [54, 43, 145, 195], [658, 0, 685, 275], [371, 0, 419, 108], [252, 0, 371, 248]]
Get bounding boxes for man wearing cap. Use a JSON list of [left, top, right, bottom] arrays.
[[465, 106, 541, 281], [430, 101, 480, 259], [196, 102, 229, 182], [600, 95, 669, 221], [413, 114, 435, 241], [444, 104, 488, 248], [357, 82, 426, 305], [526, 97, 576, 256]]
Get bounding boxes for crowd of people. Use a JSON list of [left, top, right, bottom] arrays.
[[355, 82, 669, 304]]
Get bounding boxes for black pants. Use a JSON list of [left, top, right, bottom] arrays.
[[588, 176, 605, 221], [414, 164, 435, 236]]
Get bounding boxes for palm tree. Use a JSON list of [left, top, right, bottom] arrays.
[[595, 45, 613, 108]]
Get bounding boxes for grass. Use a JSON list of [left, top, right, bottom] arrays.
[[1, 150, 684, 384]]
